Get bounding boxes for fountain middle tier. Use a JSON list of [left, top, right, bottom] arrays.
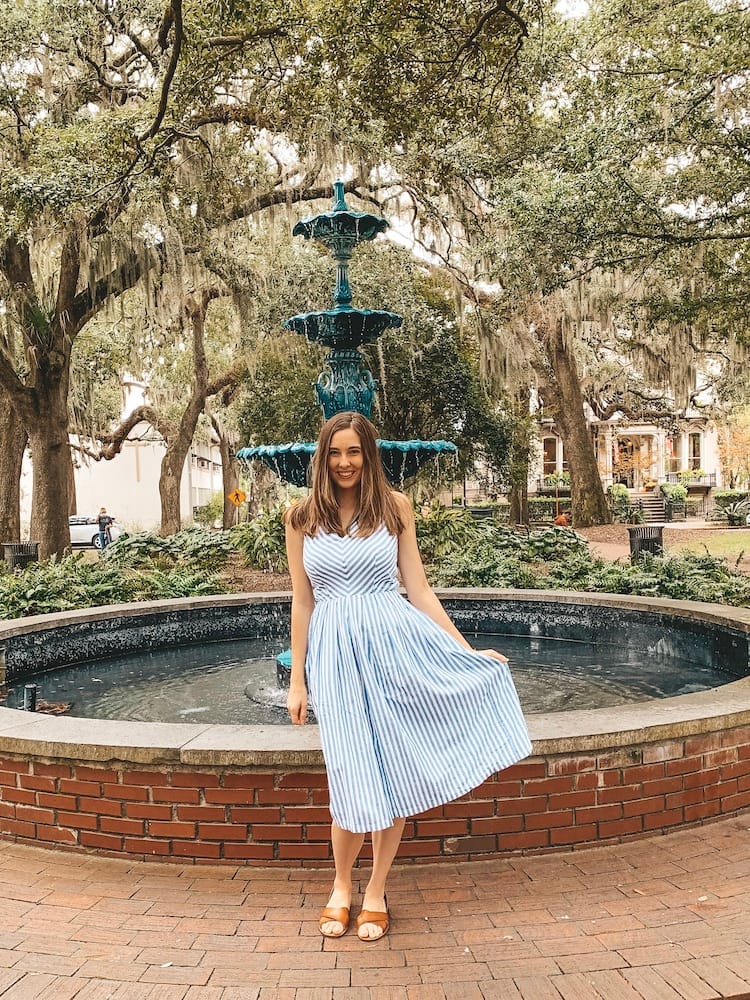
[[284, 305, 402, 349]]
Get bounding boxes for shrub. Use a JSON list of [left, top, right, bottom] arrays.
[[660, 483, 688, 503], [608, 483, 630, 504], [522, 527, 589, 561], [432, 544, 542, 589], [415, 505, 484, 563], [193, 492, 225, 527], [231, 505, 288, 571], [678, 467, 705, 484], [725, 499, 750, 527], [542, 471, 571, 489], [713, 490, 750, 510], [0, 553, 219, 619], [607, 483, 634, 522], [429, 530, 750, 607], [102, 530, 175, 568], [431, 526, 586, 587], [104, 527, 233, 571]]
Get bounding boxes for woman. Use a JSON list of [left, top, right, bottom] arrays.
[[284, 411, 531, 942]]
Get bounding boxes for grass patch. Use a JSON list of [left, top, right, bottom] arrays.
[[669, 529, 750, 565]]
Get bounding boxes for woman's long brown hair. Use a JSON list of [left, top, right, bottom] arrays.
[[285, 412, 405, 537]]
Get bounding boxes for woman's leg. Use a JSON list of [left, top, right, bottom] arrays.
[[321, 821, 365, 936], [359, 817, 406, 940]]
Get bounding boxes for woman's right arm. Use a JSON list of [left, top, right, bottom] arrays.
[[285, 521, 315, 725]]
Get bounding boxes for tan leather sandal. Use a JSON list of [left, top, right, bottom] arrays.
[[356, 898, 390, 941], [319, 905, 350, 938]]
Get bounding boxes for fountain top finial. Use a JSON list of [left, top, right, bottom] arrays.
[[332, 178, 348, 212]]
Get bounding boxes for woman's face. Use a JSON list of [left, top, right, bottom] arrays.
[[327, 427, 364, 494]]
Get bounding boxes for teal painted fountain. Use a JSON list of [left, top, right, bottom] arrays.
[[236, 180, 457, 485]]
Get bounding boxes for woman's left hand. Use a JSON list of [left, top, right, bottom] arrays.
[[477, 648, 508, 663]]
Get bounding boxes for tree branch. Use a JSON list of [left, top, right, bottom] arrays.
[[207, 364, 247, 399], [70, 245, 157, 334], [221, 176, 366, 224], [0, 236, 52, 356], [137, 0, 183, 141], [204, 24, 296, 47], [54, 227, 83, 340], [79, 405, 163, 460]]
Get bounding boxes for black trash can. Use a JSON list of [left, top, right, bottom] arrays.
[[2, 541, 40, 570], [627, 524, 664, 560]]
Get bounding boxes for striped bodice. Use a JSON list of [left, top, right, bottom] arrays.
[[302, 524, 399, 602]]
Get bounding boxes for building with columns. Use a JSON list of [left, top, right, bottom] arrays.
[[533, 411, 721, 494]]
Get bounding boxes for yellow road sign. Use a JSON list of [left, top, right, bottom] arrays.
[[228, 489, 246, 507]]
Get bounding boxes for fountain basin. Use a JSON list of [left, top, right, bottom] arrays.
[[0, 590, 748, 865], [237, 438, 457, 486]]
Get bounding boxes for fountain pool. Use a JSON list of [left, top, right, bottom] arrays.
[[1, 633, 736, 724], [0, 589, 748, 865]]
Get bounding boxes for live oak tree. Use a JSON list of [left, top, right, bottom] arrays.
[[0, 0, 180, 555], [0, 0, 530, 553], [476, 0, 749, 523]]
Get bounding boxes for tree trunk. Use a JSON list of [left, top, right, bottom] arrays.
[[67, 450, 77, 516], [159, 438, 190, 536], [509, 480, 528, 526], [547, 318, 611, 527], [156, 290, 243, 536], [158, 293, 213, 536], [26, 384, 70, 559], [0, 394, 28, 543], [214, 422, 239, 529], [508, 390, 531, 525], [0, 226, 152, 560]]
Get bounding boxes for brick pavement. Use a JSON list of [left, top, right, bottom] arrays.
[[0, 816, 749, 999]]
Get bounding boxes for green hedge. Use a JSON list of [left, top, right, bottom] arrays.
[[713, 490, 750, 510], [660, 483, 688, 503], [494, 498, 573, 521]]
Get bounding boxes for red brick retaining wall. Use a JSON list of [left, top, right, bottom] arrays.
[[2, 725, 749, 864]]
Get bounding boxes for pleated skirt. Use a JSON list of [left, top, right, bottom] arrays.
[[305, 590, 532, 833]]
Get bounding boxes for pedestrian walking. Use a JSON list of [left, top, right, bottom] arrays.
[[97, 508, 113, 549]]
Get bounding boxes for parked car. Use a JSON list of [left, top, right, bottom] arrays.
[[68, 515, 123, 549]]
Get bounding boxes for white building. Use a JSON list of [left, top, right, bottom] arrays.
[[19, 378, 225, 536]]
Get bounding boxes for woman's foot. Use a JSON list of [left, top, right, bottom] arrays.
[[356, 892, 389, 941], [319, 885, 352, 938]]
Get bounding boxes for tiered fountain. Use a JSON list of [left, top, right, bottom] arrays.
[[237, 180, 457, 486]]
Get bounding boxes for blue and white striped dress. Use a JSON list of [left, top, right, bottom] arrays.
[[303, 523, 532, 833]]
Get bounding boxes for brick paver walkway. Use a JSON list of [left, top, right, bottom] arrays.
[[1, 816, 749, 999]]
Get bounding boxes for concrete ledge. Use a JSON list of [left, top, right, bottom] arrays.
[[1, 678, 750, 764]]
